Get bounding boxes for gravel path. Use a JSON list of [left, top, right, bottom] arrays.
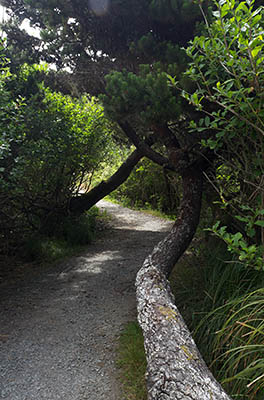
[[0, 200, 172, 400]]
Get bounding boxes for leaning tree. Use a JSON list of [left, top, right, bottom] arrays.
[[1, 0, 263, 398], [1, 0, 211, 230]]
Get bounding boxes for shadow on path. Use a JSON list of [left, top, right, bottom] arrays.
[[0, 201, 173, 400]]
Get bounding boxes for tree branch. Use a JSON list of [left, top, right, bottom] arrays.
[[69, 147, 144, 213], [118, 121, 174, 170]]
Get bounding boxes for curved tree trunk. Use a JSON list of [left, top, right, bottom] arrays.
[[69, 148, 143, 214], [136, 167, 232, 400]]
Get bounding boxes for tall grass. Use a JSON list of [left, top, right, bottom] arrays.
[[201, 289, 264, 399], [171, 241, 264, 399]]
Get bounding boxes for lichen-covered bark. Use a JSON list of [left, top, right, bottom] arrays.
[[136, 168, 232, 400], [136, 265, 232, 400]]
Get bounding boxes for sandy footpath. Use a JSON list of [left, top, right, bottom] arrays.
[[0, 200, 172, 400]]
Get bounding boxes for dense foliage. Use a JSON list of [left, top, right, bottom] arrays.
[[182, 0, 264, 269], [0, 48, 113, 253]]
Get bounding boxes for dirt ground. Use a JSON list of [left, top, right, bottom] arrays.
[[0, 200, 172, 400]]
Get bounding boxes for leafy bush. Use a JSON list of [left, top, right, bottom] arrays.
[[0, 52, 113, 252], [209, 216, 264, 271], [181, 0, 264, 270]]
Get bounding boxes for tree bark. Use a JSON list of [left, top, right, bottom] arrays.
[[136, 167, 232, 400], [69, 148, 143, 213]]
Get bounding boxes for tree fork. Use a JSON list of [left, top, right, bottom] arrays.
[[136, 167, 232, 399], [118, 121, 174, 170]]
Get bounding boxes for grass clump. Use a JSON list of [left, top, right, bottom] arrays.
[[23, 236, 68, 262], [117, 321, 147, 400], [22, 206, 103, 262], [209, 288, 264, 399], [61, 207, 99, 246]]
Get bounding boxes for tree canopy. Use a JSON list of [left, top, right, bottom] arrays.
[[0, 0, 205, 94]]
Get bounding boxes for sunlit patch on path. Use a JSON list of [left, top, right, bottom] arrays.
[[0, 200, 172, 400]]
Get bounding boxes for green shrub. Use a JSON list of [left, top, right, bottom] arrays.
[[0, 58, 113, 254], [183, 0, 264, 274]]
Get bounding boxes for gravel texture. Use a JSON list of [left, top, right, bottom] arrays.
[[0, 200, 172, 400]]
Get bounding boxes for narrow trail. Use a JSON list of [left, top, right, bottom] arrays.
[[0, 201, 173, 400]]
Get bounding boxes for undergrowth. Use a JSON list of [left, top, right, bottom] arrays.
[[170, 241, 264, 399], [20, 206, 108, 262], [0, 205, 112, 286], [106, 157, 180, 215]]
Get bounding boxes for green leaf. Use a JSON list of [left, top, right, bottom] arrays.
[[192, 93, 199, 105], [251, 46, 263, 58], [255, 220, 264, 227], [256, 56, 264, 65], [252, 14, 262, 26], [221, 3, 230, 17], [235, 2, 249, 14], [205, 116, 210, 127], [248, 228, 256, 238], [232, 232, 243, 245], [235, 215, 248, 222]]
